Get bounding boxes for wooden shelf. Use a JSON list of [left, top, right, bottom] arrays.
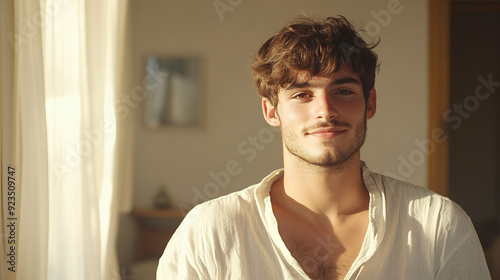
[[132, 208, 187, 261]]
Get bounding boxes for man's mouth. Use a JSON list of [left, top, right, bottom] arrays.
[[306, 127, 347, 138]]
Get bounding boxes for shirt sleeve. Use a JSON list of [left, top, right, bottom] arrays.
[[156, 206, 209, 280], [434, 202, 491, 280]]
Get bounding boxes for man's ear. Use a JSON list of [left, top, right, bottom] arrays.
[[262, 98, 281, 127], [366, 88, 377, 120]]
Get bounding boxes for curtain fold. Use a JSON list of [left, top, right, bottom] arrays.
[[1, 0, 132, 279], [114, 0, 133, 216], [15, 0, 51, 276], [107, 0, 134, 278], [0, 2, 15, 280], [1, 1, 50, 280]]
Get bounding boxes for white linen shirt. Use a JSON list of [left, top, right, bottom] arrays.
[[157, 164, 491, 279]]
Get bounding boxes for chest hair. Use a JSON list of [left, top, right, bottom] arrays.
[[287, 237, 360, 280]]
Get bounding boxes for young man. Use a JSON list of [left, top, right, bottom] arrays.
[[157, 16, 490, 279]]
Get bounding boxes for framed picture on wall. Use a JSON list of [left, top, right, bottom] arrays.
[[144, 56, 202, 127]]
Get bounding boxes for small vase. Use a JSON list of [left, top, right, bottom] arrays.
[[154, 186, 171, 209]]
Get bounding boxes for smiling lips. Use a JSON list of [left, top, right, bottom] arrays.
[[306, 127, 347, 138]]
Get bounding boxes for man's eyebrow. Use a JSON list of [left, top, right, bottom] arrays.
[[284, 77, 361, 90], [330, 77, 361, 86]]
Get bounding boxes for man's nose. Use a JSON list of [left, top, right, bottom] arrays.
[[315, 92, 338, 121]]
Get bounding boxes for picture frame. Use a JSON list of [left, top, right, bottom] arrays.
[[144, 56, 202, 127]]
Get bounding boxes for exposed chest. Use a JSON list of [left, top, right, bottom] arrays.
[[283, 231, 364, 280], [275, 210, 369, 280]]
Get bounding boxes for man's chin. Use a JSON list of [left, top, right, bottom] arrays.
[[294, 152, 353, 167]]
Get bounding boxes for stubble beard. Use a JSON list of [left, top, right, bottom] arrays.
[[281, 118, 367, 170]]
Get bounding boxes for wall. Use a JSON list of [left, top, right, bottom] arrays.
[[130, 0, 429, 210], [118, 0, 429, 270]]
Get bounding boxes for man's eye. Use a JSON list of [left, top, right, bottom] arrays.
[[336, 89, 354, 95], [293, 92, 311, 99]]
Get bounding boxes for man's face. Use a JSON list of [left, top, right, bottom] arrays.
[[263, 69, 376, 169]]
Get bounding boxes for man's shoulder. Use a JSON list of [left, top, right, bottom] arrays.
[[199, 183, 260, 214], [373, 171, 449, 203], [184, 169, 281, 222], [167, 181, 273, 260], [183, 183, 259, 222], [372, 172, 470, 224]]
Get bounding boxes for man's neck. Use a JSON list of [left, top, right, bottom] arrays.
[[271, 154, 369, 223]]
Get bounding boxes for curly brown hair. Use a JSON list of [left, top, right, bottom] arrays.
[[252, 15, 379, 107]]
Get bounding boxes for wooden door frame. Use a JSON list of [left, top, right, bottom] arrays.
[[428, 0, 450, 196], [428, 1, 500, 196]]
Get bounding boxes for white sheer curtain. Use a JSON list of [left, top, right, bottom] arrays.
[[1, 1, 49, 280], [1, 0, 132, 279]]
